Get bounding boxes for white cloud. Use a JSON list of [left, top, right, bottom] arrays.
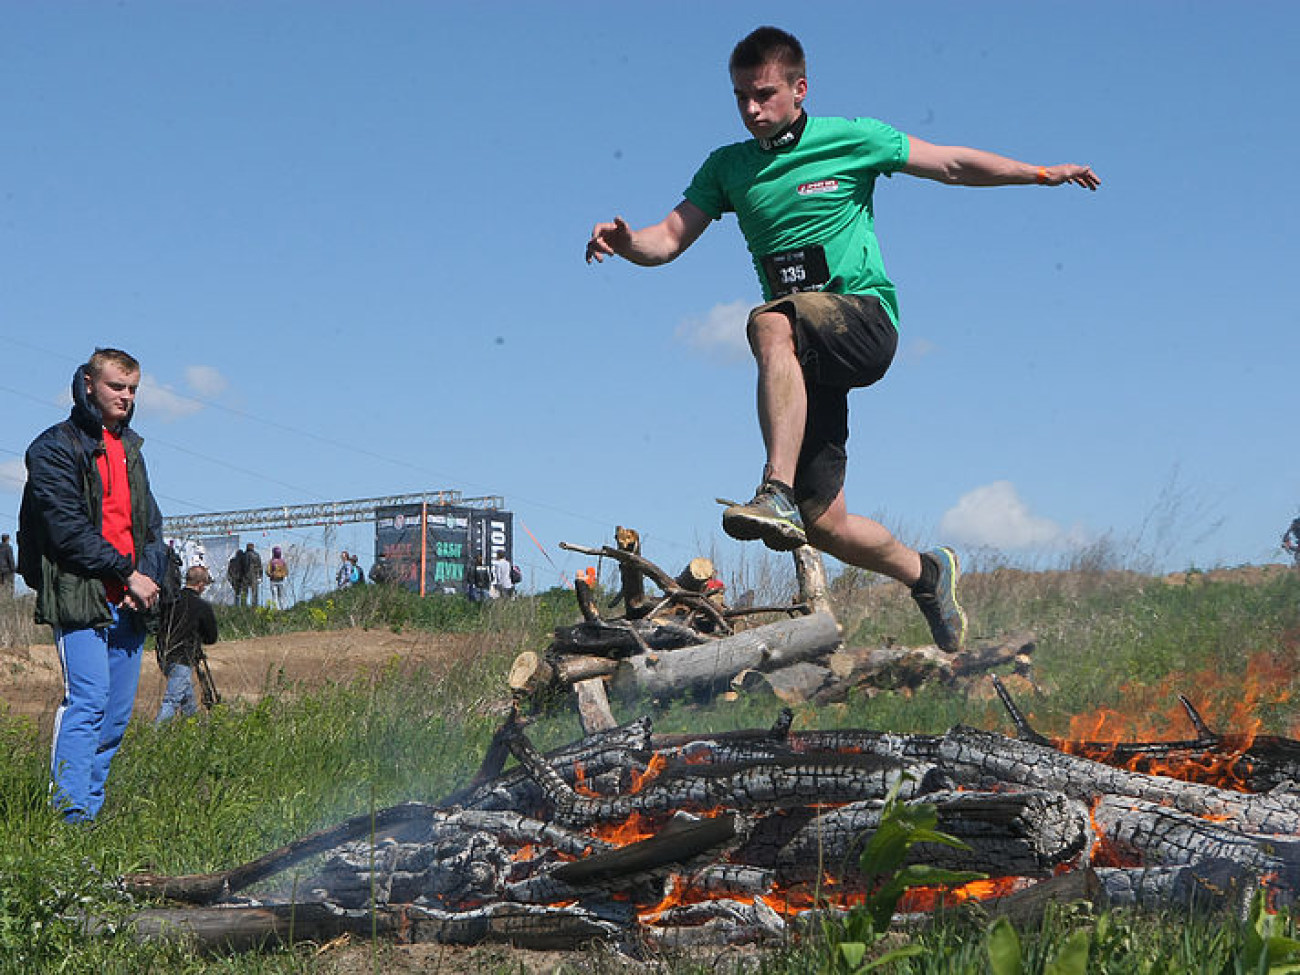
[[0, 458, 25, 494], [674, 300, 752, 363], [135, 373, 203, 422], [185, 365, 228, 397], [939, 480, 1081, 550]]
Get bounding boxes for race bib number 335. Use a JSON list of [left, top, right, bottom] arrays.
[[760, 245, 830, 297]]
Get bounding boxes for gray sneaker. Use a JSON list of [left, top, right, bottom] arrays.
[[722, 481, 806, 552], [911, 546, 968, 652]]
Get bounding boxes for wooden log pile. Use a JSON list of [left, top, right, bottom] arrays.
[[113, 686, 1300, 954], [509, 528, 1037, 731]]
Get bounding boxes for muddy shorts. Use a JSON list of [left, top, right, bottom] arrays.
[[747, 292, 898, 521]]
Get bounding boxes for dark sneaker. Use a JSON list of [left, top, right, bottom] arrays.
[[722, 481, 806, 552], [911, 546, 968, 652]]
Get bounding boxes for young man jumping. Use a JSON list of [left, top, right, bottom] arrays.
[[586, 26, 1098, 652]]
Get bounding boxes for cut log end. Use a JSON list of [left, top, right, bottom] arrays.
[[509, 651, 554, 697]]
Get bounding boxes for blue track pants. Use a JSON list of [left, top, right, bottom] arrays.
[[50, 605, 144, 822]]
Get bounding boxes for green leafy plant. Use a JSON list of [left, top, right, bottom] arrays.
[[1236, 889, 1300, 974], [819, 773, 986, 973], [987, 915, 1092, 975]]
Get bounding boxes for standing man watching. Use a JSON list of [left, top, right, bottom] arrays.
[[0, 533, 15, 598], [19, 348, 168, 822], [227, 545, 248, 607], [586, 26, 1099, 652], [243, 543, 263, 608], [491, 551, 515, 599], [155, 565, 219, 723]]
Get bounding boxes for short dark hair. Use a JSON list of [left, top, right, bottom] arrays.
[[730, 26, 805, 83], [87, 348, 140, 378]]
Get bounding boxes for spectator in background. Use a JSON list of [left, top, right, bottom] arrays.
[[468, 558, 493, 602], [336, 551, 353, 590], [266, 545, 289, 609], [19, 347, 167, 822], [1283, 517, 1300, 568], [369, 556, 396, 586], [491, 551, 515, 599], [227, 545, 249, 607], [0, 533, 15, 597], [243, 543, 263, 607], [348, 553, 366, 587], [155, 565, 219, 724]]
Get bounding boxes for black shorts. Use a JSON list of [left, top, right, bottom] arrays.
[[747, 292, 898, 521]]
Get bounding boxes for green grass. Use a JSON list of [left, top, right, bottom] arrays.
[[2, 569, 1300, 971]]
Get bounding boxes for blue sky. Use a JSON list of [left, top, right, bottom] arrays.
[[3, 1, 1297, 595]]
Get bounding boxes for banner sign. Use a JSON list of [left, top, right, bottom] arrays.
[[375, 505, 513, 595]]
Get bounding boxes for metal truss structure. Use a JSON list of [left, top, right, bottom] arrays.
[[162, 491, 506, 538]]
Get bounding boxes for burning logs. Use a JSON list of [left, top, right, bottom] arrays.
[[113, 699, 1300, 955]]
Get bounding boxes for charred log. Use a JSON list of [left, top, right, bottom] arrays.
[[504, 723, 921, 827], [98, 901, 629, 953], [734, 790, 1088, 888], [933, 726, 1300, 835], [118, 801, 444, 905], [1095, 860, 1257, 916]]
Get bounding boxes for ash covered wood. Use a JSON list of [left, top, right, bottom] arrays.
[[114, 704, 1300, 954]]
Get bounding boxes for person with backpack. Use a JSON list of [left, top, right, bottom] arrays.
[[336, 550, 353, 589], [348, 553, 365, 587], [266, 545, 289, 609], [18, 348, 168, 823], [155, 565, 219, 724]]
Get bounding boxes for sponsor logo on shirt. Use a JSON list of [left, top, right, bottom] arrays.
[[797, 179, 840, 196]]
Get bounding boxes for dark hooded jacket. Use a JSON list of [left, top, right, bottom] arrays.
[[18, 363, 168, 630]]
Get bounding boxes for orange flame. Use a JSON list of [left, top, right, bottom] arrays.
[[1053, 650, 1300, 791], [589, 810, 660, 846], [571, 761, 601, 798], [628, 753, 668, 793], [897, 875, 1030, 912]]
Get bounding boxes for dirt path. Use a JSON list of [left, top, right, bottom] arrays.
[[1, 627, 486, 734]]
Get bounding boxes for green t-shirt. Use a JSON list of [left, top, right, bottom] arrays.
[[684, 115, 909, 322]]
